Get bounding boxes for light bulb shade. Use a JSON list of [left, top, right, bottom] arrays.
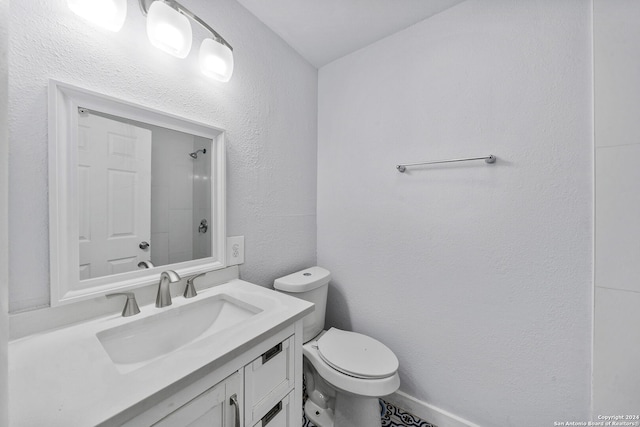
[[67, 0, 127, 32], [146, 1, 193, 58], [199, 39, 234, 82]]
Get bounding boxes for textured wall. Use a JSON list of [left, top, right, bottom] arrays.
[[317, 1, 592, 425], [593, 0, 640, 415], [8, 0, 318, 312]]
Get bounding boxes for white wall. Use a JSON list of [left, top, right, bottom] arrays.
[[8, 0, 318, 312], [0, 0, 9, 422], [317, 1, 593, 425], [593, 0, 640, 415]]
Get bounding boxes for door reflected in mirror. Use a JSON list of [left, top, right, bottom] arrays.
[[77, 110, 213, 280], [49, 80, 226, 305]]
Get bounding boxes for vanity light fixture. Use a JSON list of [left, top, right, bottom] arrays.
[[67, 0, 234, 82], [140, 0, 234, 82], [199, 38, 234, 82], [67, 0, 127, 32], [145, 0, 193, 58]]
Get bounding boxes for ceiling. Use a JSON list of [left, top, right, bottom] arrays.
[[235, 0, 467, 68]]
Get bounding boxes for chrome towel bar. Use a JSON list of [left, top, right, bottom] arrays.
[[396, 155, 496, 172]]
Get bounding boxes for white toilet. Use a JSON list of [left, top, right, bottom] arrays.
[[274, 266, 400, 427]]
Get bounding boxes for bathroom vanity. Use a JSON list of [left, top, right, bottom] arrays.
[[7, 81, 316, 426], [9, 278, 313, 426]]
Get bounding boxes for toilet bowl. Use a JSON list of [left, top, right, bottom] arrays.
[[274, 267, 400, 427]]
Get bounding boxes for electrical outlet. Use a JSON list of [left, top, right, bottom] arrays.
[[227, 236, 245, 266]]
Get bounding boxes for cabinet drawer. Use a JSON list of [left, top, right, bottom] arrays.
[[252, 391, 294, 427], [244, 335, 294, 424]]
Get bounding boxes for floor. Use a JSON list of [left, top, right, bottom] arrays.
[[380, 400, 436, 427], [301, 399, 435, 427]]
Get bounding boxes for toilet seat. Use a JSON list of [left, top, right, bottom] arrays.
[[303, 331, 400, 397], [316, 328, 398, 379]]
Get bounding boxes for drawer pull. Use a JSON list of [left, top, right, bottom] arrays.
[[261, 401, 282, 426], [229, 394, 240, 427], [261, 343, 282, 364]]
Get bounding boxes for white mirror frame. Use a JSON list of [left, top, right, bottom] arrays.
[[48, 80, 226, 306]]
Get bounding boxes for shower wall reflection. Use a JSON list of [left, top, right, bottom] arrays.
[[149, 126, 212, 267]]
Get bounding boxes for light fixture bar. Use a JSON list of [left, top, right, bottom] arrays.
[[138, 0, 233, 51]]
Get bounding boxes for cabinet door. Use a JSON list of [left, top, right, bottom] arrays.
[[153, 371, 242, 427]]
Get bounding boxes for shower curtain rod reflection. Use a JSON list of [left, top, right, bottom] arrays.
[[396, 154, 496, 173]]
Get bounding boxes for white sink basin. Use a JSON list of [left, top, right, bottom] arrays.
[[97, 294, 262, 373]]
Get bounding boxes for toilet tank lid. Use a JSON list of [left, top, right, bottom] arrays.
[[274, 266, 331, 292]]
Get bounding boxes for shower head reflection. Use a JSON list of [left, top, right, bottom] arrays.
[[189, 148, 206, 159]]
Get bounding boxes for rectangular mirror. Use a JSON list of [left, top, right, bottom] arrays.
[[49, 80, 226, 305]]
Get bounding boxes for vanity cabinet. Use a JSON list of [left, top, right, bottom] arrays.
[[153, 371, 242, 427], [9, 279, 313, 427], [244, 336, 295, 426], [120, 325, 301, 427]]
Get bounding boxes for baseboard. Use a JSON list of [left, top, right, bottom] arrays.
[[384, 391, 481, 427]]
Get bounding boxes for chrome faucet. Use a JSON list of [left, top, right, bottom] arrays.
[[184, 273, 206, 298], [106, 292, 140, 317], [156, 270, 181, 308]]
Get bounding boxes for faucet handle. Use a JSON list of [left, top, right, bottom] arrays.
[[106, 292, 141, 317], [184, 273, 206, 298]]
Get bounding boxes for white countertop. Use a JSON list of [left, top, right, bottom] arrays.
[[9, 280, 313, 427]]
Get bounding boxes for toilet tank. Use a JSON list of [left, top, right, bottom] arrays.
[[273, 266, 331, 343]]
